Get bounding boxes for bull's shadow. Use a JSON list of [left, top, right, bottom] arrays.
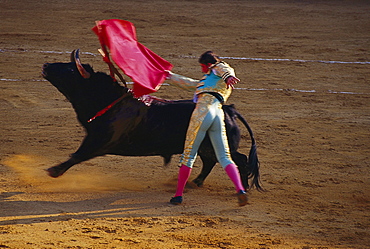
[[41, 50, 261, 191]]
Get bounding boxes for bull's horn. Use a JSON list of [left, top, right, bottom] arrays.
[[73, 49, 90, 79], [70, 49, 76, 63]]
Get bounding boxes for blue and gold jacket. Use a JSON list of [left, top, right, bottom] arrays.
[[167, 61, 236, 103]]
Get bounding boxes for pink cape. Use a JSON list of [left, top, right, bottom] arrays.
[[92, 19, 173, 98]]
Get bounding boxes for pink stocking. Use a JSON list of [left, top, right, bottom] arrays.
[[225, 164, 245, 192], [174, 164, 192, 197]]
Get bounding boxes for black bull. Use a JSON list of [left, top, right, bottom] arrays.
[[41, 50, 261, 190]]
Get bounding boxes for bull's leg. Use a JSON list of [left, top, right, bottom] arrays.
[[47, 156, 84, 178], [47, 134, 106, 178], [192, 155, 217, 187], [231, 152, 249, 190]]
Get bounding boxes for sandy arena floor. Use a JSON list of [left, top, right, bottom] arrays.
[[0, 0, 369, 248]]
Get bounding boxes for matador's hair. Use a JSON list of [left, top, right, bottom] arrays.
[[198, 51, 221, 65]]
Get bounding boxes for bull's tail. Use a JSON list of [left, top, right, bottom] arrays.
[[235, 111, 263, 191]]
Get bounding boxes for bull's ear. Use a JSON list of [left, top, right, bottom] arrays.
[[74, 49, 91, 79]]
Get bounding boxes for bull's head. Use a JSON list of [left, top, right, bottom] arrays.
[[42, 49, 95, 102], [42, 50, 126, 125], [42, 49, 93, 84]]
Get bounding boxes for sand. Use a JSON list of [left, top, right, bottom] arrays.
[[0, 0, 369, 248]]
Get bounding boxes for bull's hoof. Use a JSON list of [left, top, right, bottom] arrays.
[[191, 179, 204, 187], [237, 190, 248, 206], [46, 167, 64, 178], [186, 181, 199, 189]]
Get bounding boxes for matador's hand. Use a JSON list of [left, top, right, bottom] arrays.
[[164, 70, 172, 80], [226, 76, 240, 89]]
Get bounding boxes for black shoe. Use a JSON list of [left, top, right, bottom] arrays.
[[170, 196, 183, 205], [237, 190, 248, 206]]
